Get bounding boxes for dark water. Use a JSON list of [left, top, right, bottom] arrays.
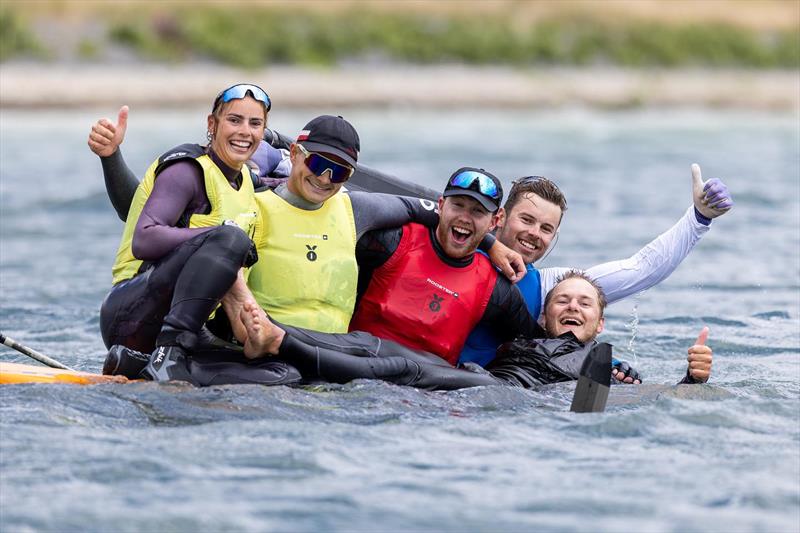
[[1, 107, 798, 532]]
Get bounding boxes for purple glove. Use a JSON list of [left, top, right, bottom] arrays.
[[250, 140, 291, 178], [249, 140, 291, 190], [702, 178, 733, 211], [692, 164, 733, 222]]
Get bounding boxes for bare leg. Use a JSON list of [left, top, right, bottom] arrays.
[[240, 301, 285, 358], [221, 269, 253, 344]]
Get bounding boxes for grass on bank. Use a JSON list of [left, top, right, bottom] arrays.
[[0, 8, 46, 61], [2, 5, 799, 69]]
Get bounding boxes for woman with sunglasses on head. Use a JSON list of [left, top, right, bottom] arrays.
[[89, 84, 298, 384]]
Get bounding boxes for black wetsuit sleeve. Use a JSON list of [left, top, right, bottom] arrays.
[[478, 233, 496, 253], [677, 369, 700, 385], [349, 192, 439, 239], [355, 226, 403, 299], [356, 227, 402, 270], [278, 325, 501, 390], [101, 150, 140, 221], [479, 278, 545, 343]]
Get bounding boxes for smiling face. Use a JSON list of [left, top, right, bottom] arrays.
[[495, 192, 562, 264], [435, 195, 499, 259], [543, 277, 605, 342], [286, 143, 348, 204], [207, 96, 266, 170]]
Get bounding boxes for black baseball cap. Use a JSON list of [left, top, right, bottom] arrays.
[[442, 167, 504, 212], [296, 115, 360, 168]]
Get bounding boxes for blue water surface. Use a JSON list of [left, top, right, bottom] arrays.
[[1, 107, 798, 532]]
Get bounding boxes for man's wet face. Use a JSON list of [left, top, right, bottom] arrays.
[[435, 196, 497, 259], [544, 277, 604, 343], [495, 192, 561, 264]]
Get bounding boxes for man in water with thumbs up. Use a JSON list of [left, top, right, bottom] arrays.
[[477, 270, 713, 388], [459, 163, 733, 380], [236, 269, 712, 389]]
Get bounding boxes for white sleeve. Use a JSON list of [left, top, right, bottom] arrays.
[[538, 206, 710, 309]]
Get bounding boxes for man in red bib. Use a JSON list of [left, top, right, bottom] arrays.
[[240, 167, 545, 365]]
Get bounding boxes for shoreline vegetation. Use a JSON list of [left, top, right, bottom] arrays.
[[1, 1, 798, 109]]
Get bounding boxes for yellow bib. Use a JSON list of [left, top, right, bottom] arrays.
[[248, 190, 358, 333], [111, 151, 257, 284]]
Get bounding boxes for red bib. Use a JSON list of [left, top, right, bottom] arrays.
[[350, 223, 497, 364]]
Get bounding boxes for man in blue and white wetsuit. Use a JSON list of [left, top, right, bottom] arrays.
[[460, 165, 733, 373]]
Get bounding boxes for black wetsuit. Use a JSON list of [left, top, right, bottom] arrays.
[[274, 329, 599, 390], [486, 335, 602, 386], [276, 330, 704, 389], [99, 145, 257, 355], [104, 327, 302, 386], [100, 225, 255, 353]]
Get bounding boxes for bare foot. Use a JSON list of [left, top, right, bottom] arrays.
[[221, 270, 253, 343], [240, 301, 285, 358]]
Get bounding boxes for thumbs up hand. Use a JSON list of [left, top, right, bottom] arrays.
[[692, 164, 733, 220], [686, 326, 713, 383], [88, 105, 129, 157]]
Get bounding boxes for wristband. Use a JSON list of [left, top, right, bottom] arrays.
[[694, 207, 712, 226]]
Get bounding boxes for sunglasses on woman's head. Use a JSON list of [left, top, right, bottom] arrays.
[[213, 84, 271, 112]]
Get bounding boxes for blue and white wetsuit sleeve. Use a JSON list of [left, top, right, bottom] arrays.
[[538, 205, 710, 315]]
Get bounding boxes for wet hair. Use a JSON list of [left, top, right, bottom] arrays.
[[543, 270, 607, 317], [503, 176, 567, 222]]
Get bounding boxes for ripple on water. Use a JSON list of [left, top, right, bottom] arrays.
[[648, 315, 750, 328], [752, 310, 793, 320]]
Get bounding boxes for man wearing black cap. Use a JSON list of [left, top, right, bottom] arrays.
[[232, 114, 369, 339], [238, 167, 544, 367], [345, 167, 541, 365], [223, 118, 522, 348]]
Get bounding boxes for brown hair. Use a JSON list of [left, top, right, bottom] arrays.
[[503, 176, 567, 222], [543, 270, 607, 317]]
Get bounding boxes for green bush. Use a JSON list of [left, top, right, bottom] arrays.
[[11, 5, 796, 69], [77, 38, 100, 60], [109, 14, 186, 62], [774, 31, 800, 68], [0, 8, 45, 61]]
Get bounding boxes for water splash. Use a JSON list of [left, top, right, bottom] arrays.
[[625, 296, 640, 364]]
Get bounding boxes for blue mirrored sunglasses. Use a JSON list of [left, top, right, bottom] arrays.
[[449, 170, 500, 200], [213, 84, 271, 112], [297, 144, 355, 183]]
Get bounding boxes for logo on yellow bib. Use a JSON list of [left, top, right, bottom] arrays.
[[306, 245, 318, 262]]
